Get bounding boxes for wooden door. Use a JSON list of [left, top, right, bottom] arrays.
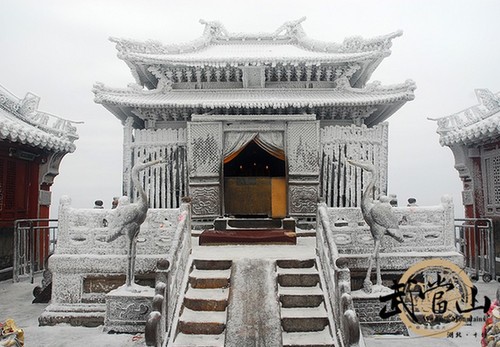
[[223, 141, 286, 218]]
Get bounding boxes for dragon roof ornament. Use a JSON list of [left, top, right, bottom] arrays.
[[0, 84, 80, 152], [431, 89, 500, 146]]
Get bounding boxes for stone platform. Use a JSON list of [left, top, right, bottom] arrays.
[[104, 285, 155, 333], [199, 229, 296, 245], [351, 289, 408, 336]]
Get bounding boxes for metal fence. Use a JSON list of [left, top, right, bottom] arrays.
[[455, 218, 495, 282], [13, 219, 58, 283]]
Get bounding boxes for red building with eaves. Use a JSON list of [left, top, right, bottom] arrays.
[[434, 89, 500, 273], [0, 84, 78, 278]]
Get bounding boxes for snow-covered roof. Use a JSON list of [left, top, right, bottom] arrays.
[[0, 84, 79, 153], [93, 79, 415, 126], [111, 18, 402, 88], [432, 89, 500, 146]]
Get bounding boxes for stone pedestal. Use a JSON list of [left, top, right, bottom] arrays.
[[351, 290, 408, 336], [104, 285, 155, 333]]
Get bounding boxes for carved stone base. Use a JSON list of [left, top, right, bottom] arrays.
[[351, 293, 408, 336], [104, 285, 155, 333], [38, 303, 106, 327]]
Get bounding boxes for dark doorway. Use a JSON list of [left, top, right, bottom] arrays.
[[224, 141, 285, 178], [224, 140, 287, 218]]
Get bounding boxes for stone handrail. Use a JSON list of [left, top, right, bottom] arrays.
[[325, 196, 456, 257], [317, 202, 362, 347], [146, 203, 192, 347]]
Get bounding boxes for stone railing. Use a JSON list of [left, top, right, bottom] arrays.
[[316, 203, 362, 347], [40, 197, 192, 328], [146, 203, 192, 347], [323, 196, 462, 272]]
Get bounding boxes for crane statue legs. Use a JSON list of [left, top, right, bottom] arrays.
[[103, 159, 165, 292], [347, 160, 404, 293]]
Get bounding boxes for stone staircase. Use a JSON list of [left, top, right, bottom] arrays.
[[170, 257, 337, 346], [277, 259, 336, 347], [172, 259, 232, 347]]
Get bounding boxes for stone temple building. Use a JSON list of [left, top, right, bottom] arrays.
[[93, 18, 416, 224], [44, 19, 471, 346]]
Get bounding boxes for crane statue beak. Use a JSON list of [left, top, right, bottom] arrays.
[[132, 159, 166, 172], [347, 159, 375, 172]]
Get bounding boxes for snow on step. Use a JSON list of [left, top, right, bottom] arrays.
[[279, 284, 323, 295], [190, 268, 231, 279], [184, 287, 229, 300], [281, 305, 328, 318], [180, 307, 227, 324], [282, 328, 335, 347], [277, 266, 318, 275], [173, 333, 225, 347]]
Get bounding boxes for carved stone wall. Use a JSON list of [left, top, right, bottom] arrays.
[[187, 122, 223, 218], [320, 123, 388, 207], [40, 197, 191, 327], [286, 120, 320, 217], [323, 196, 462, 270], [46, 197, 181, 304]]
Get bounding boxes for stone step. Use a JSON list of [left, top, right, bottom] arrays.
[[279, 284, 323, 295], [278, 273, 320, 287], [178, 307, 226, 335], [282, 328, 336, 347], [280, 294, 324, 308], [173, 333, 225, 346], [277, 267, 318, 274], [227, 218, 283, 229], [193, 259, 232, 271], [279, 284, 324, 308], [277, 259, 316, 269], [183, 287, 229, 311], [281, 306, 329, 332], [189, 268, 231, 289]]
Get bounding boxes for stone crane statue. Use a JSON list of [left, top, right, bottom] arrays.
[[347, 159, 404, 293], [104, 159, 165, 291]]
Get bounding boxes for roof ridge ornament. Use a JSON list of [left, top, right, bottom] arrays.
[[199, 19, 229, 40], [430, 89, 500, 138], [475, 89, 500, 113], [339, 30, 403, 53], [272, 16, 307, 40]]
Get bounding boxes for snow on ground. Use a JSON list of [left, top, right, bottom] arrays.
[[0, 278, 144, 347], [1, 235, 498, 347]]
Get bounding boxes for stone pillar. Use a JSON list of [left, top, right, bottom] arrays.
[[286, 120, 320, 218]]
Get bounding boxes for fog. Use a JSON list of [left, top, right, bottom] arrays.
[[1, 0, 499, 217]]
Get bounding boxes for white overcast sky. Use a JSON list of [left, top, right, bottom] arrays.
[[1, 0, 499, 217]]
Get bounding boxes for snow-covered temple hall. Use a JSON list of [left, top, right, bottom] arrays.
[[39, 19, 465, 347], [93, 18, 416, 220]]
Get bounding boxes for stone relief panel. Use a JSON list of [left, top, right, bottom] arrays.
[[289, 185, 318, 215], [187, 122, 223, 177], [190, 186, 220, 217], [287, 121, 320, 174]]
